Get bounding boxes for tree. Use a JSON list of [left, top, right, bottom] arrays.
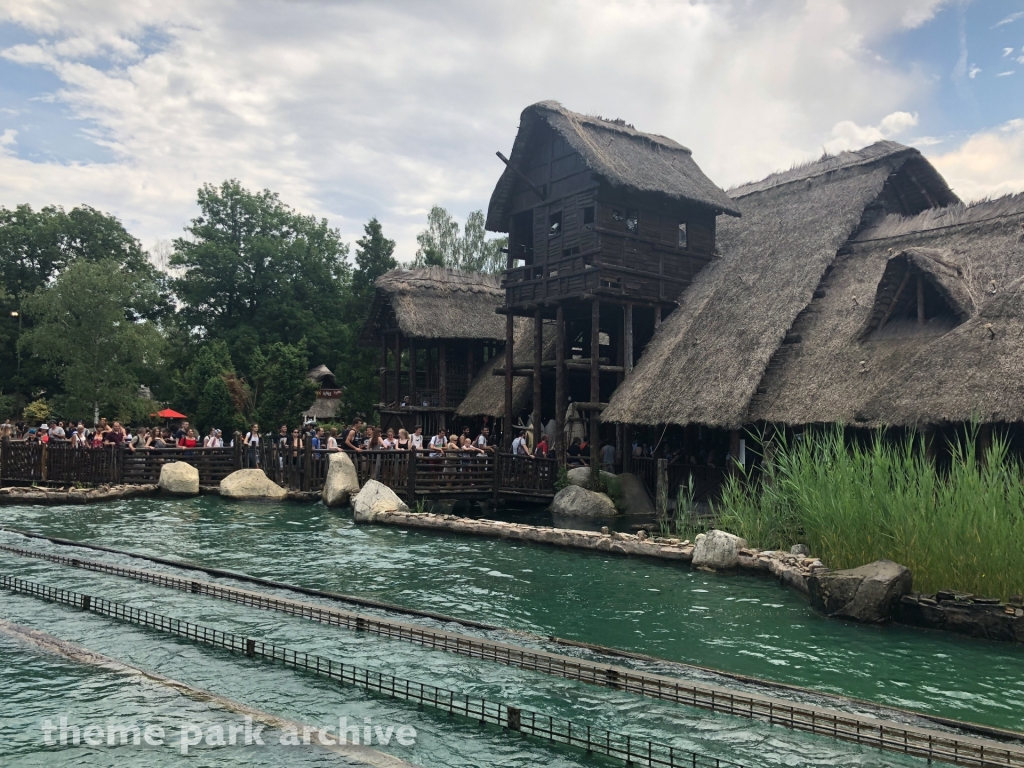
[[0, 204, 169, 402], [412, 206, 507, 272], [352, 217, 396, 299], [247, 341, 318, 428], [177, 341, 245, 434], [170, 180, 351, 368], [19, 259, 164, 424]]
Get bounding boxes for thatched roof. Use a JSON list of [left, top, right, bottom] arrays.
[[303, 396, 342, 421], [604, 141, 954, 429], [455, 319, 553, 417], [307, 364, 335, 382], [360, 267, 506, 343], [850, 194, 1024, 427], [486, 101, 740, 232]]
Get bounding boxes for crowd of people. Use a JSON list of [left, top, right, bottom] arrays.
[[0, 418, 222, 450]]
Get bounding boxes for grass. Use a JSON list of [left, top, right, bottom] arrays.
[[717, 426, 1024, 600]]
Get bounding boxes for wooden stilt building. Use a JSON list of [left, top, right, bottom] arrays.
[[361, 268, 507, 436], [484, 101, 740, 465]]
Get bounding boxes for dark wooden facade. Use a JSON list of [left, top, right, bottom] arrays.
[[491, 110, 734, 466]]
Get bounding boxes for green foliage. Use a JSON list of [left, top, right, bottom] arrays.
[[554, 465, 570, 492], [718, 426, 1024, 600], [170, 180, 351, 368], [352, 217, 397, 299], [19, 259, 163, 424], [247, 340, 318, 429], [22, 398, 50, 424], [412, 207, 507, 273]]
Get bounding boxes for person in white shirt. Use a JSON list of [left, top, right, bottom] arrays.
[[428, 428, 447, 456], [410, 426, 424, 450], [510, 430, 532, 458], [475, 427, 490, 450]]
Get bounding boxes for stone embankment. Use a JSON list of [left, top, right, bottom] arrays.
[[0, 484, 159, 505]]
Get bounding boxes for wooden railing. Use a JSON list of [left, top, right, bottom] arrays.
[[631, 456, 725, 504], [0, 438, 557, 500]]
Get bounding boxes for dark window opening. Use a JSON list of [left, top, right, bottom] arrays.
[[549, 211, 562, 237], [678, 222, 688, 249], [626, 209, 639, 234], [562, 246, 580, 257], [510, 209, 534, 266], [583, 206, 595, 226]]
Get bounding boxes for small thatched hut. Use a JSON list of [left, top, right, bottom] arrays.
[[302, 365, 343, 423], [360, 267, 508, 435]]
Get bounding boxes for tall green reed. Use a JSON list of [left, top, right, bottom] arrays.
[[718, 426, 1024, 599]]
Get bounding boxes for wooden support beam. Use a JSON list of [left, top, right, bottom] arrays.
[[394, 333, 402, 407], [878, 268, 913, 331], [495, 151, 547, 200], [492, 363, 623, 376], [533, 310, 543, 448], [409, 339, 417, 405], [590, 299, 601, 470], [504, 313, 514, 450], [624, 303, 634, 377], [555, 305, 566, 466], [439, 341, 447, 413], [380, 336, 388, 405]]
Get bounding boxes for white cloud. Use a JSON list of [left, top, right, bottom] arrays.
[[969, 64, 981, 78], [993, 11, 1024, 28], [0, 0, 952, 259], [0, 128, 17, 152], [997, 70, 1015, 77], [823, 110, 918, 153], [928, 119, 1024, 201], [1005, 47, 1015, 57]]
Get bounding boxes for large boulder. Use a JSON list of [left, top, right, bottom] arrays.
[[615, 472, 654, 516], [352, 480, 409, 522], [322, 451, 360, 507], [691, 530, 748, 570], [809, 560, 912, 624], [567, 466, 616, 490], [219, 469, 288, 501], [550, 485, 617, 518], [158, 461, 199, 496]]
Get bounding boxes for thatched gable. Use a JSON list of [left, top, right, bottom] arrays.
[[747, 194, 1024, 427], [360, 267, 506, 343], [455, 319, 553, 418], [486, 101, 740, 232], [604, 142, 949, 429]]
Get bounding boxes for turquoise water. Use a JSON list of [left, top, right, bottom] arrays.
[[1, 496, 1022, 767]]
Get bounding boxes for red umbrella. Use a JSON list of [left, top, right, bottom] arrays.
[[153, 408, 187, 419]]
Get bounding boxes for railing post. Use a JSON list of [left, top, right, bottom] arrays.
[[656, 458, 668, 519], [492, 452, 501, 502], [408, 449, 417, 501], [303, 433, 313, 492], [0, 435, 8, 484], [233, 432, 242, 470], [40, 441, 48, 483]]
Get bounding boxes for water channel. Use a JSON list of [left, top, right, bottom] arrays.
[[1, 496, 1022, 767]]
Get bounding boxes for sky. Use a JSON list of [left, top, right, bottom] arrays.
[[0, 0, 1022, 262]]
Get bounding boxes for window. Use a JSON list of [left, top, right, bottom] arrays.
[[562, 246, 580, 257], [583, 206, 595, 226], [626, 209, 639, 234], [612, 208, 624, 222], [548, 211, 562, 237], [678, 222, 688, 249]]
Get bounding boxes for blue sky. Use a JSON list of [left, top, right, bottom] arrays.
[[0, 0, 1022, 261]]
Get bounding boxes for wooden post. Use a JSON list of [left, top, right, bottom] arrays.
[[438, 341, 447, 411], [408, 448, 417, 500], [590, 299, 601, 470], [555, 305, 566, 466], [917, 274, 925, 326], [504, 313, 514, 450], [233, 432, 242, 470], [409, 339, 417, 405], [303, 433, 313, 492], [730, 429, 742, 476], [656, 458, 668, 519], [380, 337, 388, 405], [425, 342, 433, 404], [533, 310, 543, 449], [394, 333, 402, 406]]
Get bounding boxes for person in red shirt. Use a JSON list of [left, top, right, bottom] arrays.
[[535, 434, 549, 458]]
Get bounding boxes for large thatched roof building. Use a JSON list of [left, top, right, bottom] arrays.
[[602, 141, 963, 430]]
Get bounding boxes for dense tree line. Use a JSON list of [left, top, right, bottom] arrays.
[[0, 182, 502, 433]]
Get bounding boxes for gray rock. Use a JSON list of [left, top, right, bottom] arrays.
[[691, 530, 748, 570], [219, 469, 288, 501], [809, 560, 912, 624], [322, 451, 360, 507], [158, 461, 199, 496], [550, 485, 617, 518], [566, 466, 616, 490], [352, 480, 409, 522], [790, 543, 811, 556], [615, 472, 654, 515]]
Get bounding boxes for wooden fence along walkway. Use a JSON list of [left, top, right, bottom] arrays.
[[630, 456, 725, 504], [0, 439, 557, 503]]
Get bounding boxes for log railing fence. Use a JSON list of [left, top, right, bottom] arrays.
[[0, 436, 557, 501]]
